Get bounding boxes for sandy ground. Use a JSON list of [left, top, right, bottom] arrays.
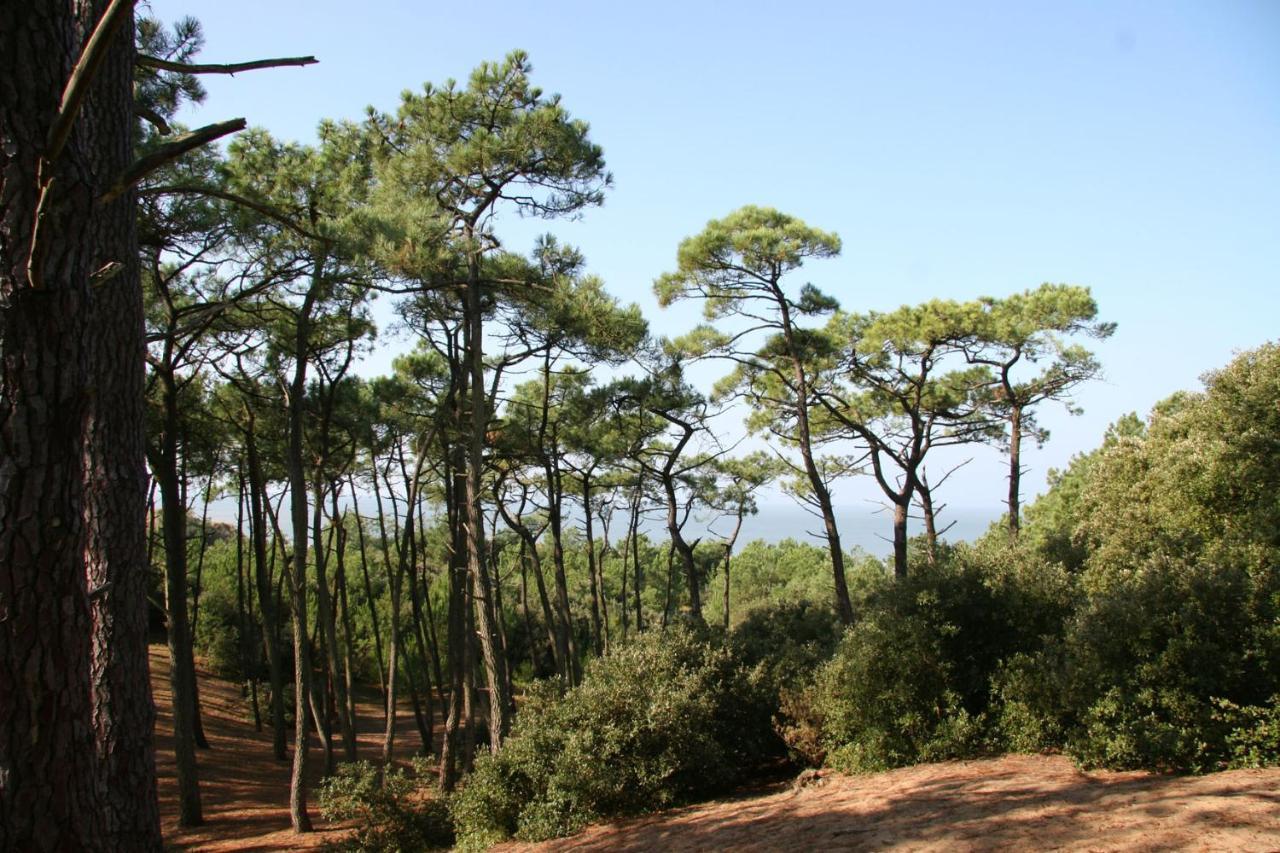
[[155, 649, 1280, 851], [502, 756, 1280, 852]]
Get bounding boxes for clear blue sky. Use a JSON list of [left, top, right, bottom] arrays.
[[151, 0, 1280, 540]]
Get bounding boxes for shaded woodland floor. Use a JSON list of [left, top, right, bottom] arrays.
[[152, 645, 432, 851], [154, 651, 1280, 851]]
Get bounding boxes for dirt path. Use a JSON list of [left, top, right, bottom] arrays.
[[503, 755, 1280, 852], [153, 645, 432, 851]]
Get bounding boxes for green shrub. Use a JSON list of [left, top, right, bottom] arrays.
[[995, 554, 1280, 771], [729, 600, 841, 696], [799, 544, 1072, 772], [451, 628, 770, 847], [319, 759, 454, 852], [1217, 696, 1280, 769]]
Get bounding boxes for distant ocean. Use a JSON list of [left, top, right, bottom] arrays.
[[649, 502, 1005, 557]]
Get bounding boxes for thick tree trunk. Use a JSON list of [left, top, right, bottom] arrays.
[[0, 8, 124, 845], [76, 5, 163, 844]]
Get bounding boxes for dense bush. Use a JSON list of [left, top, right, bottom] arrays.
[[995, 554, 1280, 771], [793, 543, 1073, 772], [451, 628, 772, 847], [319, 759, 454, 852], [996, 344, 1280, 771]]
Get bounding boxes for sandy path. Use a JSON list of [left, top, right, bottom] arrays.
[[503, 755, 1280, 852]]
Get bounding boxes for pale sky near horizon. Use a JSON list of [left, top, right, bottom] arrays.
[[148, 0, 1280, 542]]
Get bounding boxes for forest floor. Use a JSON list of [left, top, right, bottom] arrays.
[[153, 644, 432, 851], [155, 650, 1280, 851]]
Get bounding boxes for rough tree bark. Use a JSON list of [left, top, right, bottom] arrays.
[[2, 1, 161, 848]]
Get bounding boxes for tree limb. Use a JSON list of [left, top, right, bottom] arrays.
[[139, 183, 326, 242], [46, 0, 136, 163], [136, 54, 318, 75], [135, 104, 172, 136], [99, 118, 246, 204]]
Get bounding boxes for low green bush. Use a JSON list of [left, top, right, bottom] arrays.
[[319, 759, 454, 852], [1217, 696, 1280, 769], [450, 627, 772, 847]]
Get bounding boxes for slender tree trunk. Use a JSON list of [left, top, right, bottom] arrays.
[[189, 478, 212, 751], [152, 373, 203, 826], [498, 492, 564, 680], [630, 480, 644, 633], [439, 452, 467, 791], [1008, 404, 1023, 535], [332, 499, 358, 757], [917, 474, 938, 564], [892, 499, 910, 579], [312, 479, 355, 762], [661, 539, 676, 630], [775, 293, 854, 624], [722, 508, 745, 630], [284, 268, 325, 833], [597, 504, 612, 653], [235, 471, 261, 731], [347, 480, 387, 704], [547, 490, 580, 684], [245, 415, 286, 760], [462, 264, 511, 744], [517, 541, 540, 672], [582, 476, 603, 655]]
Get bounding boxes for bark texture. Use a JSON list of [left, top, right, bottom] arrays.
[[2, 1, 161, 848]]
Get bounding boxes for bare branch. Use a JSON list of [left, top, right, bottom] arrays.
[[135, 104, 172, 136], [136, 54, 318, 75], [99, 119, 246, 204], [46, 0, 136, 163]]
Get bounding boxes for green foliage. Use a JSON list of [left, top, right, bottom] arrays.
[[319, 759, 454, 852], [728, 600, 841, 701], [996, 553, 1280, 772], [1216, 697, 1280, 769], [451, 628, 771, 846], [796, 543, 1073, 772]]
